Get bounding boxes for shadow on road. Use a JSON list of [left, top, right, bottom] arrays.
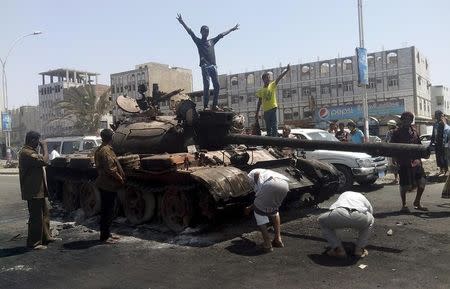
[[62, 240, 102, 250], [0, 246, 30, 258], [224, 237, 268, 256], [351, 184, 385, 193], [374, 210, 450, 219], [308, 253, 359, 267]]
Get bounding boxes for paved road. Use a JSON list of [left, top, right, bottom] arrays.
[[1, 175, 450, 289]]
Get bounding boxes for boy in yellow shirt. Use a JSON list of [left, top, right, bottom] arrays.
[[256, 64, 290, 136]]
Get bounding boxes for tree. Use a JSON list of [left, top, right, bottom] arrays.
[[48, 85, 111, 135]]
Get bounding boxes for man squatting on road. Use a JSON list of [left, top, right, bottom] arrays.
[[318, 191, 374, 258], [94, 129, 126, 243], [255, 64, 291, 137], [177, 13, 239, 111], [245, 169, 290, 252], [19, 131, 60, 250]]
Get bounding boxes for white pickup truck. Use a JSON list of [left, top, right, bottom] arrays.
[[289, 128, 388, 190]]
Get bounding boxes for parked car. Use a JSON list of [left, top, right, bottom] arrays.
[[288, 128, 388, 190], [44, 136, 102, 155]]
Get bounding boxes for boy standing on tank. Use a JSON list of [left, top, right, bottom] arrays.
[[176, 13, 239, 111], [94, 129, 125, 243]]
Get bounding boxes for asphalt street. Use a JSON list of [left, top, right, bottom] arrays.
[[1, 174, 450, 289]]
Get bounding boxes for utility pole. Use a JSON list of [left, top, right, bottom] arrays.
[[357, 0, 370, 142]]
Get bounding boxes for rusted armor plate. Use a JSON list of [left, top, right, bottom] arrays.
[[116, 95, 140, 113], [191, 167, 252, 202]]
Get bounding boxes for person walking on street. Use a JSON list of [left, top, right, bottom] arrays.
[[255, 65, 291, 137], [94, 129, 125, 243], [335, 122, 349, 142], [390, 111, 427, 212], [177, 13, 239, 111], [19, 131, 60, 250], [318, 191, 374, 259], [244, 169, 290, 253], [328, 122, 337, 135], [430, 110, 448, 175], [385, 120, 399, 184], [347, 121, 365, 144]]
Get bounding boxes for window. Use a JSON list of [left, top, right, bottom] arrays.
[[320, 85, 330, 94], [284, 109, 293, 121], [436, 95, 444, 106], [46, 142, 61, 153], [367, 55, 375, 66], [282, 89, 292, 98], [377, 78, 383, 84], [302, 87, 311, 96], [419, 99, 423, 111], [83, 140, 96, 150], [418, 76, 422, 86], [320, 62, 330, 76], [343, 59, 353, 71], [61, 141, 80, 154], [247, 94, 255, 103], [301, 65, 310, 77], [368, 78, 376, 89], [246, 74, 254, 85], [417, 52, 420, 63], [388, 76, 398, 87], [231, 76, 238, 86], [231, 96, 239, 104], [111, 86, 115, 94], [343, 81, 353, 92], [387, 52, 398, 64]]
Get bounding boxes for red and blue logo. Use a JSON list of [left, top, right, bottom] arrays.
[[318, 107, 329, 120]]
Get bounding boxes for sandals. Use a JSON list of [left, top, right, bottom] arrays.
[[354, 248, 369, 258], [413, 204, 428, 211], [272, 239, 284, 248], [325, 247, 347, 259], [400, 206, 410, 213]]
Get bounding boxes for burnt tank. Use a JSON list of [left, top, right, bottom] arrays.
[[46, 84, 429, 232]]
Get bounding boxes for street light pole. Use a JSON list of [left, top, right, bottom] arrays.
[[357, 0, 370, 142], [0, 31, 42, 151]]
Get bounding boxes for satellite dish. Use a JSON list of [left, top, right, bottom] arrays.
[[116, 95, 140, 113]]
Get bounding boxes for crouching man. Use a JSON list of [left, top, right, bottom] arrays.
[[245, 169, 290, 252], [318, 191, 374, 258]]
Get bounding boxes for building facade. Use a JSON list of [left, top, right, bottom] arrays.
[[38, 68, 110, 137], [431, 85, 450, 116], [110, 62, 192, 120], [10, 105, 40, 146], [191, 46, 432, 134]]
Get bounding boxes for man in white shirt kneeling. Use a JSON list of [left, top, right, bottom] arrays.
[[318, 191, 374, 258]]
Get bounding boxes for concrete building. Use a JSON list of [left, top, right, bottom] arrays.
[[191, 46, 432, 135], [110, 62, 192, 120], [431, 85, 450, 116], [10, 105, 40, 146], [38, 68, 110, 137]]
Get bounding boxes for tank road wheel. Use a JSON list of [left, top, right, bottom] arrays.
[[121, 185, 156, 225], [161, 187, 194, 233], [334, 164, 354, 191], [79, 181, 101, 217], [62, 180, 80, 212]]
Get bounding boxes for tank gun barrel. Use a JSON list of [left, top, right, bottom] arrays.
[[222, 134, 430, 159]]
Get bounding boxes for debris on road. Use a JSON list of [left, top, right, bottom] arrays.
[[358, 264, 368, 269], [387, 229, 393, 236]]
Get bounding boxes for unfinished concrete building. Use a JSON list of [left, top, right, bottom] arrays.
[[38, 68, 110, 137]]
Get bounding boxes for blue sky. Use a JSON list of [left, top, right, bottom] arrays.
[[1, 0, 449, 108]]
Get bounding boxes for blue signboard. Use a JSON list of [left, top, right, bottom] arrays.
[[317, 99, 405, 121], [356, 47, 368, 86], [1, 112, 11, 132]]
